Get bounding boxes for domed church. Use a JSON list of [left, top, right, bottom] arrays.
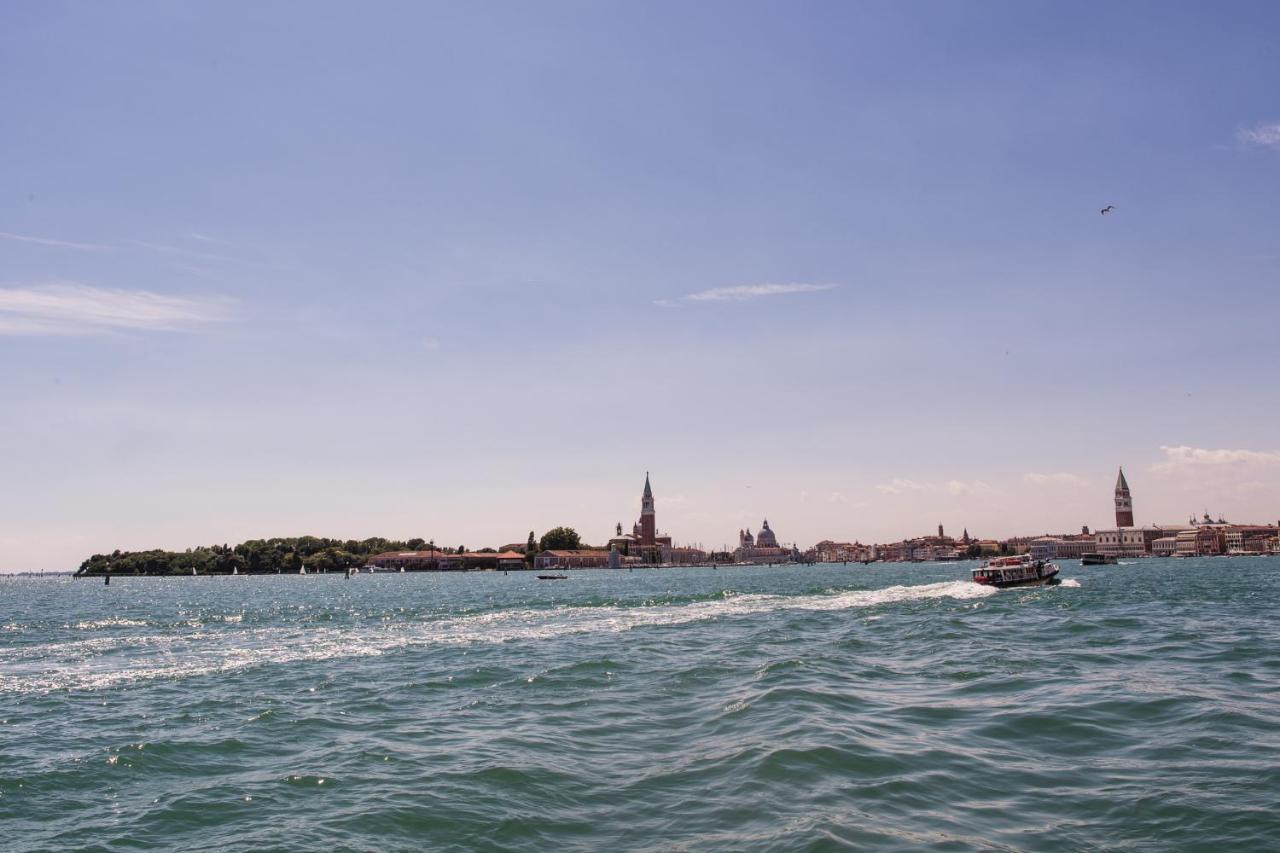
[[735, 519, 794, 564]]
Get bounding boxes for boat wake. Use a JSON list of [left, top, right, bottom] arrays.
[[0, 581, 996, 695]]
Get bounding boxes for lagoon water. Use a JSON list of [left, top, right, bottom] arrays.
[[2, 559, 1278, 850]]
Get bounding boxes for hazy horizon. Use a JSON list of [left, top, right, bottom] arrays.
[[4, 1, 1280, 570]]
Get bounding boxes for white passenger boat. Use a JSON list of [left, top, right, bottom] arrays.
[[972, 555, 1059, 588]]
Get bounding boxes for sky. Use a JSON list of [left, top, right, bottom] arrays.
[[3, 1, 1280, 569]]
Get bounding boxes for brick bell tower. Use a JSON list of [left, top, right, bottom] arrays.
[[1114, 466, 1134, 528], [640, 472, 656, 547]]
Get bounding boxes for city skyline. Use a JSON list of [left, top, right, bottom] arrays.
[[4, 2, 1280, 570], [9, 456, 1280, 572]]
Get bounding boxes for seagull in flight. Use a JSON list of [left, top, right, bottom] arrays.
[[1100, 205, 1115, 215]]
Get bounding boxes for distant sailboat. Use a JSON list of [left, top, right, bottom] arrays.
[[191, 567, 197, 576], [299, 565, 307, 575], [232, 566, 238, 576]]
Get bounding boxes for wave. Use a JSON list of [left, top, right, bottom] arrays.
[[72, 617, 149, 630], [0, 580, 996, 695]]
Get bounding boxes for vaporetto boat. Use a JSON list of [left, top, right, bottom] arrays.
[[971, 555, 1060, 588]]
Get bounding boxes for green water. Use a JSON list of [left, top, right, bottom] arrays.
[[2, 559, 1278, 850]]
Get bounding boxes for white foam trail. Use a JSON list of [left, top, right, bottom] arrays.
[[1060, 579, 1081, 588], [0, 581, 994, 695], [72, 618, 148, 630]]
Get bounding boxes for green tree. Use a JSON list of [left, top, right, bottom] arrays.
[[539, 527, 582, 552], [525, 531, 537, 555]]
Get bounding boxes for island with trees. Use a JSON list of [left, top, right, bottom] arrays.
[[74, 528, 587, 577]]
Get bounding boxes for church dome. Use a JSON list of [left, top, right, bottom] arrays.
[[756, 520, 778, 547]]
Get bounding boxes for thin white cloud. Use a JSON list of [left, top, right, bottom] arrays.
[[1237, 123, 1280, 149], [0, 282, 232, 336], [875, 478, 992, 496], [130, 241, 247, 265], [184, 233, 239, 247], [1153, 445, 1280, 472], [827, 491, 848, 504], [656, 282, 837, 307], [1024, 472, 1090, 487], [0, 231, 112, 251]]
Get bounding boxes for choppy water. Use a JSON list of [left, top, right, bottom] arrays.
[[2, 559, 1278, 851]]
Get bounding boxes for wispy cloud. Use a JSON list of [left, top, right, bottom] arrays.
[[0, 231, 112, 252], [1, 230, 252, 264], [1024, 472, 1090, 487], [184, 233, 239, 247], [656, 282, 837, 307], [0, 282, 233, 336], [130, 241, 248, 265], [1153, 445, 1280, 472], [875, 478, 992, 496], [1237, 122, 1280, 149]]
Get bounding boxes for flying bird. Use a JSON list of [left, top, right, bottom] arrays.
[[1100, 205, 1115, 215]]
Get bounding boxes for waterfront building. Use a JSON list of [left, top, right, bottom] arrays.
[[1170, 516, 1279, 556], [669, 547, 708, 565], [607, 473, 673, 563], [1152, 536, 1178, 557], [367, 550, 525, 571], [1029, 538, 1060, 560], [735, 520, 795, 563], [535, 549, 613, 569], [870, 529, 968, 562], [1095, 526, 1189, 558], [1175, 527, 1224, 557], [1095, 470, 1192, 556], [974, 540, 1002, 556], [813, 540, 873, 562]]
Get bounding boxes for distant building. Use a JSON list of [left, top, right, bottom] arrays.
[[607, 473, 673, 563], [814, 540, 873, 562], [367, 550, 525, 571], [1029, 538, 1054, 560], [1172, 516, 1278, 556], [1175, 526, 1223, 557], [535, 549, 612, 569], [1115, 467, 1135, 528], [1095, 526, 1188, 557], [669, 547, 708, 565], [1095, 470, 1193, 555], [735, 519, 794, 563]]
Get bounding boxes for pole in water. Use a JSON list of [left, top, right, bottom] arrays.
[[104, 573, 110, 586]]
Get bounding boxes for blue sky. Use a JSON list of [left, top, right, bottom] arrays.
[[3, 1, 1280, 569]]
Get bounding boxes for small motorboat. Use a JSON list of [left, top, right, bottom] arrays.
[[537, 574, 568, 580], [1080, 553, 1117, 566], [972, 555, 1059, 588]]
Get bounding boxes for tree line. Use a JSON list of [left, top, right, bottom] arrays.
[[76, 528, 587, 576]]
